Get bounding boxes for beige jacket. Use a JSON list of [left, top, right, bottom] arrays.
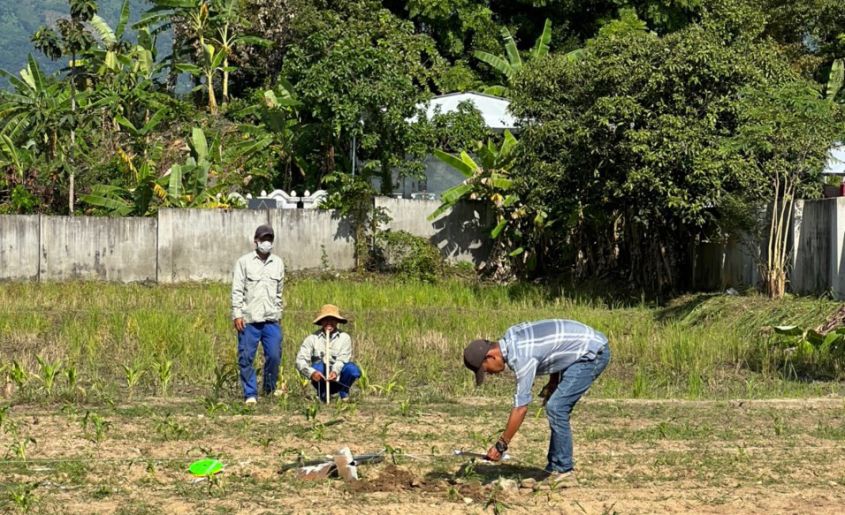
[[296, 330, 352, 377], [231, 251, 284, 323]]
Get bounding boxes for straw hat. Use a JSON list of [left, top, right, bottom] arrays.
[[313, 304, 348, 325]]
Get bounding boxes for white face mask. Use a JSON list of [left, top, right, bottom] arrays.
[[257, 241, 273, 254]]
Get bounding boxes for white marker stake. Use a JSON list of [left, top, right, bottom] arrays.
[[325, 329, 331, 406]]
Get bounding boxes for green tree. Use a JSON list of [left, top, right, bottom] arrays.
[[509, 8, 805, 292], [282, 0, 441, 189], [730, 83, 842, 299], [30, 0, 99, 214]]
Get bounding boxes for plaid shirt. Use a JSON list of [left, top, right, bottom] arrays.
[[500, 320, 608, 407]]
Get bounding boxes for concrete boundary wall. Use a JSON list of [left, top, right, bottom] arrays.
[[5, 198, 845, 297], [270, 209, 354, 272], [40, 216, 158, 282], [157, 209, 271, 283], [376, 197, 494, 264], [0, 202, 474, 283], [0, 215, 39, 281]]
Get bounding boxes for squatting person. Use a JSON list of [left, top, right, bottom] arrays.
[[231, 224, 285, 404], [462, 319, 610, 487], [295, 304, 361, 402]]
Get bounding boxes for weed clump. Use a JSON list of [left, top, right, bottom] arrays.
[[376, 230, 443, 282]]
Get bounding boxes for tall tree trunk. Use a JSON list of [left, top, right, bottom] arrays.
[[69, 51, 77, 215], [206, 71, 218, 114]]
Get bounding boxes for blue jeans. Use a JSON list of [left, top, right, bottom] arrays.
[[310, 362, 361, 401], [237, 321, 282, 399], [545, 344, 611, 473]]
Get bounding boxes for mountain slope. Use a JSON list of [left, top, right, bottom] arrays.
[[0, 0, 148, 76]]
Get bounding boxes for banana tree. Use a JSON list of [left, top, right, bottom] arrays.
[[135, 0, 202, 93], [473, 19, 580, 97], [428, 130, 548, 262], [208, 0, 271, 105], [176, 42, 225, 114], [0, 57, 74, 163], [80, 149, 166, 216]]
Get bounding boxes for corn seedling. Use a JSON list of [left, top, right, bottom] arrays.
[[8, 436, 36, 461], [211, 362, 237, 399], [81, 411, 111, 444], [303, 403, 319, 422], [204, 396, 228, 416], [0, 405, 9, 429], [154, 414, 190, 441], [9, 361, 28, 390], [7, 482, 38, 512], [484, 485, 510, 515], [122, 363, 147, 398], [64, 364, 79, 391], [35, 356, 62, 396], [384, 444, 404, 464], [153, 360, 173, 396], [369, 370, 404, 397]]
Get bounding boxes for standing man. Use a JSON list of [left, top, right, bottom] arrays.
[[232, 224, 285, 404], [295, 304, 361, 402], [462, 319, 610, 487]]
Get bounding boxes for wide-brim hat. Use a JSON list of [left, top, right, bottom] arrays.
[[313, 304, 348, 325]]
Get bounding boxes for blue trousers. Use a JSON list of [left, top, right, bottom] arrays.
[[310, 362, 361, 401], [544, 345, 611, 473], [237, 321, 282, 399]]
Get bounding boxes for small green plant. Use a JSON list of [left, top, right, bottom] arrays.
[[770, 413, 786, 437], [384, 444, 404, 464], [484, 485, 510, 514], [397, 398, 418, 418], [9, 361, 28, 390], [81, 411, 111, 445], [8, 436, 36, 461], [35, 356, 63, 396], [310, 423, 325, 441], [154, 414, 190, 441], [123, 363, 147, 398], [303, 403, 319, 422], [0, 405, 9, 429], [369, 370, 404, 397], [204, 397, 228, 416], [379, 230, 443, 282], [210, 362, 237, 399], [64, 364, 80, 392], [153, 360, 174, 396], [7, 482, 38, 512]]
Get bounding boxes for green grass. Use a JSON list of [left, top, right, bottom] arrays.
[[0, 276, 843, 402]]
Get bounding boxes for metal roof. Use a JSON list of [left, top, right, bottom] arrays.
[[408, 92, 518, 131], [823, 143, 845, 175]]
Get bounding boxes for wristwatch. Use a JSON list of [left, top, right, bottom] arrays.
[[495, 438, 508, 454]]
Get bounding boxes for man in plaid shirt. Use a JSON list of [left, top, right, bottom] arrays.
[[463, 319, 611, 487]]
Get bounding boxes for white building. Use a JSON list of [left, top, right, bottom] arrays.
[[392, 92, 519, 199]]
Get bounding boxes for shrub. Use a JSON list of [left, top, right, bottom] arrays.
[[379, 230, 443, 282]]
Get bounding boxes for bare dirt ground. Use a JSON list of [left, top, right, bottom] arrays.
[[2, 396, 844, 514]]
